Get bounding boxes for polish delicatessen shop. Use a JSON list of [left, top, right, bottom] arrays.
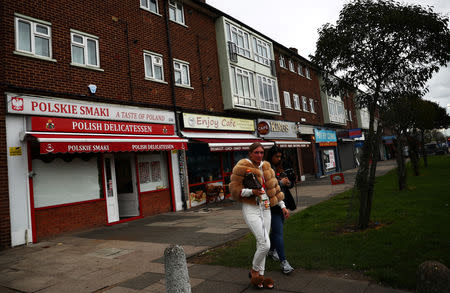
[[6, 94, 187, 246]]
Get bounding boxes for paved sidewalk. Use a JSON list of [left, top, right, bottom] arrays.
[[0, 160, 409, 293]]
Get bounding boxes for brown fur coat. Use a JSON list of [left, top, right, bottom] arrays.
[[229, 159, 284, 206]]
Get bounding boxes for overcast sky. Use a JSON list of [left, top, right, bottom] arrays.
[[207, 0, 450, 109]]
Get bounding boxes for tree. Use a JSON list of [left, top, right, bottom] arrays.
[[312, 0, 450, 229]]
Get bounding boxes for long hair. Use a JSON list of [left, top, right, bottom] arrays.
[[265, 144, 283, 166]]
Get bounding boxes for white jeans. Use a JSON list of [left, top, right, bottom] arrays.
[[242, 202, 271, 275]]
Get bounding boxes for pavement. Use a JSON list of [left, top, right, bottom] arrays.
[[0, 159, 411, 293]]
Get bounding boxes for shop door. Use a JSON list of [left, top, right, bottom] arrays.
[[104, 154, 119, 223], [114, 153, 139, 218]]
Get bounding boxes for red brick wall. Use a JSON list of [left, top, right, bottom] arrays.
[[34, 200, 107, 241], [140, 190, 172, 216], [274, 48, 324, 126], [0, 89, 10, 249]]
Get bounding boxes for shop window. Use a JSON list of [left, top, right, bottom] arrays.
[[187, 143, 222, 184], [137, 152, 168, 192], [31, 145, 103, 208]]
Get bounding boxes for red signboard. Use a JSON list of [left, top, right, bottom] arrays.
[[31, 116, 174, 135], [349, 128, 362, 138], [330, 173, 345, 185], [319, 142, 338, 147]]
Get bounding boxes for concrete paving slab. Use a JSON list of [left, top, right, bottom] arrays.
[[118, 272, 164, 290], [196, 227, 238, 234], [302, 274, 369, 293], [262, 270, 318, 292], [191, 279, 249, 293], [87, 247, 133, 259], [2, 274, 57, 293]]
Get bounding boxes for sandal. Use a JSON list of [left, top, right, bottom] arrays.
[[248, 269, 264, 289], [263, 277, 274, 289]]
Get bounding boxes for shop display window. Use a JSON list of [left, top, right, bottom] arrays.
[[137, 152, 168, 192], [31, 145, 103, 208], [186, 144, 222, 183]]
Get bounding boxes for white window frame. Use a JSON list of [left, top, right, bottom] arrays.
[[71, 30, 100, 68], [297, 64, 303, 76], [289, 60, 295, 72], [173, 59, 191, 87], [230, 66, 257, 109], [279, 55, 286, 68], [257, 75, 280, 112], [293, 94, 300, 110], [309, 98, 316, 113], [348, 110, 352, 121], [305, 67, 311, 79], [253, 37, 271, 66], [226, 23, 251, 58], [169, 1, 185, 25], [283, 91, 292, 109], [144, 51, 165, 82], [302, 96, 309, 112], [140, 0, 159, 15], [15, 14, 52, 59]]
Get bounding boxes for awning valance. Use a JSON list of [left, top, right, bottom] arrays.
[[194, 138, 273, 152], [24, 132, 188, 154], [269, 139, 311, 148]]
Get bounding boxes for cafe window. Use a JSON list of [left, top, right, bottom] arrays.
[[137, 152, 168, 192], [186, 143, 222, 183]]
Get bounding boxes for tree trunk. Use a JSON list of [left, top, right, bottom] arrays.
[[408, 131, 420, 176], [420, 130, 428, 167], [395, 133, 407, 190]]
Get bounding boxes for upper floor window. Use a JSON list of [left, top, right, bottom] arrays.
[[15, 15, 52, 58], [144, 51, 164, 82], [258, 75, 279, 112], [253, 37, 271, 66], [71, 30, 99, 68], [141, 0, 158, 14], [173, 59, 190, 87], [305, 67, 311, 79], [293, 94, 300, 110], [347, 110, 352, 121], [297, 64, 303, 76], [169, 1, 185, 25], [279, 55, 286, 68], [302, 96, 308, 112], [283, 91, 292, 108], [226, 23, 251, 58], [230, 66, 257, 108], [309, 98, 316, 113], [289, 60, 295, 72]]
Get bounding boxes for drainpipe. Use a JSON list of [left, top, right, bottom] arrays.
[[164, 0, 187, 210]]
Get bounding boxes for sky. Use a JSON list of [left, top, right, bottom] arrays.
[[207, 0, 450, 109]]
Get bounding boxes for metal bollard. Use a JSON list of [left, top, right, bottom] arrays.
[[164, 244, 191, 293]]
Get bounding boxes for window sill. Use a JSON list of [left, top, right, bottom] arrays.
[[140, 7, 162, 17], [70, 63, 104, 72], [175, 84, 193, 90], [14, 51, 57, 62], [170, 19, 188, 28], [285, 106, 293, 109], [145, 77, 168, 84]]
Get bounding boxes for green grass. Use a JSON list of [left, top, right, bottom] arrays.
[[201, 156, 450, 290]]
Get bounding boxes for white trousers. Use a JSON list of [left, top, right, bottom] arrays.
[[242, 202, 271, 275]]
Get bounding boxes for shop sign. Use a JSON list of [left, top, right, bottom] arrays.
[[330, 173, 345, 185], [257, 119, 297, 138], [314, 129, 337, 143], [31, 116, 175, 135], [355, 141, 364, 148], [9, 147, 22, 156], [183, 113, 254, 131], [319, 141, 337, 147], [6, 93, 175, 124], [349, 128, 362, 138]]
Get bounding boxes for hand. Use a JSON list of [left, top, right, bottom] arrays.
[[252, 188, 265, 197], [282, 207, 290, 219], [281, 177, 290, 186]]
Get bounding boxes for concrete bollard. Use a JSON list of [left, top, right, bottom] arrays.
[[164, 244, 191, 293]]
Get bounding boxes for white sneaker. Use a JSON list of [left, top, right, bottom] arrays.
[[268, 250, 280, 262], [281, 260, 294, 274]]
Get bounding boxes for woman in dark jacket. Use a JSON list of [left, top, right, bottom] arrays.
[[266, 145, 295, 274]]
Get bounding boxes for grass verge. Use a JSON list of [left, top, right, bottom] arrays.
[[194, 156, 450, 290]]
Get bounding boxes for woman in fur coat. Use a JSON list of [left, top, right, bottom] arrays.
[[229, 142, 285, 289]]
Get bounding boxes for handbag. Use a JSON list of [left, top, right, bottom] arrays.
[[283, 189, 297, 211], [243, 170, 262, 190]]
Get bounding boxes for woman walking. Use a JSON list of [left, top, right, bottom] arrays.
[[266, 145, 295, 274], [229, 142, 285, 289]]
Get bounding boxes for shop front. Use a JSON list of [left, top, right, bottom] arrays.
[[181, 113, 272, 208], [257, 119, 310, 182], [336, 128, 361, 171], [314, 129, 339, 176], [6, 94, 186, 245]]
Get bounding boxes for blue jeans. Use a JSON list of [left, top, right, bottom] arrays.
[[269, 211, 286, 261]]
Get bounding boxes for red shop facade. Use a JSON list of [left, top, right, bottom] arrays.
[[5, 94, 187, 245]]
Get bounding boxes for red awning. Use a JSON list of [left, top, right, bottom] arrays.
[[24, 132, 188, 154], [269, 139, 311, 148], [194, 138, 273, 152]]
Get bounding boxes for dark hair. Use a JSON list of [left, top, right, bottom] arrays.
[[248, 142, 264, 154], [265, 144, 282, 162]]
